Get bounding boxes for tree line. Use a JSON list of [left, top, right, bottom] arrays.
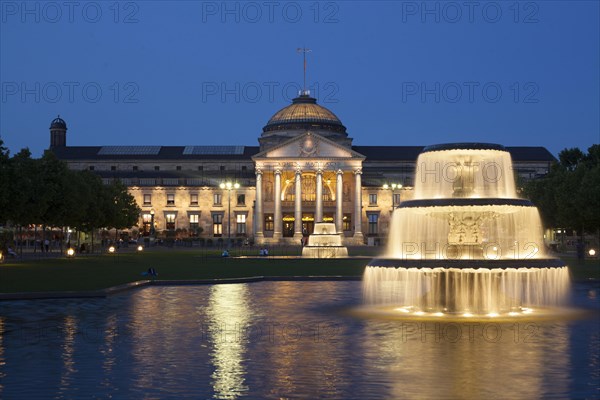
[[523, 145, 600, 238], [0, 140, 140, 253]]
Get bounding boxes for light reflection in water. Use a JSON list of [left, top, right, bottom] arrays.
[[206, 284, 249, 399], [58, 315, 78, 396], [361, 319, 571, 399]]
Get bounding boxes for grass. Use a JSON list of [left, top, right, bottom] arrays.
[[0, 248, 597, 294]]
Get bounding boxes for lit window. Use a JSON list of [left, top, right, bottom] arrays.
[[264, 214, 274, 231], [212, 213, 223, 237], [143, 194, 151, 206], [190, 194, 198, 206], [236, 214, 246, 234], [189, 214, 199, 233], [166, 213, 176, 230], [393, 193, 401, 206], [343, 213, 352, 231], [167, 193, 175, 206]]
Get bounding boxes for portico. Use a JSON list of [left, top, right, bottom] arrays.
[[253, 132, 365, 245]]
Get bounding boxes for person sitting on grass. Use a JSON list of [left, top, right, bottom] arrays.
[[222, 249, 229, 257], [142, 267, 158, 280], [7, 246, 17, 258]]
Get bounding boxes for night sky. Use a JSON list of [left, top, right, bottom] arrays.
[[1, 1, 598, 157]]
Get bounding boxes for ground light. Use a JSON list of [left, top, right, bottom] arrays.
[[137, 245, 144, 252], [108, 246, 116, 253], [589, 249, 596, 257], [66, 248, 75, 257]]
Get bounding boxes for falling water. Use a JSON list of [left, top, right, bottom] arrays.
[[364, 143, 570, 315], [363, 266, 570, 314]]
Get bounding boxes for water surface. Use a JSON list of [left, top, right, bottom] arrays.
[[0, 281, 598, 399]]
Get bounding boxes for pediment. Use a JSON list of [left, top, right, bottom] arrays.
[[252, 132, 365, 160]]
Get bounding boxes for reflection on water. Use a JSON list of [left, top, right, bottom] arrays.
[[0, 281, 597, 399], [206, 284, 250, 399]]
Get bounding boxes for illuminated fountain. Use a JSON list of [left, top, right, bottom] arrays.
[[364, 143, 569, 316], [302, 222, 348, 258]]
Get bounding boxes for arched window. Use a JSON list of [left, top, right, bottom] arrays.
[[284, 174, 332, 202]]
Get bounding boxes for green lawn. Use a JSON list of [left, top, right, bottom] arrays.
[[0, 249, 597, 294], [0, 250, 369, 293]]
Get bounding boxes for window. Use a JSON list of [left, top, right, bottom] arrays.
[[133, 166, 138, 171], [166, 213, 176, 230], [237, 194, 245, 205], [89, 166, 95, 171], [214, 193, 222, 205], [369, 193, 377, 205], [212, 213, 223, 237], [236, 214, 246, 234], [189, 214, 199, 232], [176, 166, 182, 171], [198, 166, 203, 171], [142, 213, 152, 235], [393, 193, 401, 206], [241, 166, 247, 172], [220, 166, 225, 171], [143, 194, 152, 206], [111, 166, 116, 171], [264, 214, 274, 231], [154, 166, 160, 171], [368, 213, 379, 235], [167, 193, 175, 206], [190, 194, 198, 206], [343, 214, 352, 231]]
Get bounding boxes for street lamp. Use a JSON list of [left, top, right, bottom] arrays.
[[383, 183, 403, 207], [220, 181, 240, 241]]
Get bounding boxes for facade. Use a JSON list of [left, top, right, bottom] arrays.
[[50, 93, 556, 245]]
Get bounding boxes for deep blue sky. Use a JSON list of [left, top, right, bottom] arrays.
[[1, 1, 598, 157]]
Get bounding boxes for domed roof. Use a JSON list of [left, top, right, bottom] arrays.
[[263, 93, 346, 133], [50, 115, 67, 130]]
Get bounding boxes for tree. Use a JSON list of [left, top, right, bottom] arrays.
[[524, 145, 600, 237]]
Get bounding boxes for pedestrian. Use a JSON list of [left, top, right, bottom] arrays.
[[44, 239, 50, 253]]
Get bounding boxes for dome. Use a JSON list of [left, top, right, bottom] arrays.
[[263, 93, 346, 134], [50, 116, 67, 130]]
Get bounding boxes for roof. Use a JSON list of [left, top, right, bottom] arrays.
[[52, 146, 260, 160], [262, 94, 346, 134], [355, 146, 556, 163], [52, 144, 556, 163]]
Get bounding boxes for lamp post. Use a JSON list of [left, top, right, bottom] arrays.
[[150, 209, 155, 237], [220, 181, 240, 242]]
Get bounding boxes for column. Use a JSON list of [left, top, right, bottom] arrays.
[[315, 168, 323, 222], [273, 168, 282, 240], [254, 168, 264, 239], [293, 168, 303, 240], [353, 168, 363, 241], [336, 169, 343, 234]]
